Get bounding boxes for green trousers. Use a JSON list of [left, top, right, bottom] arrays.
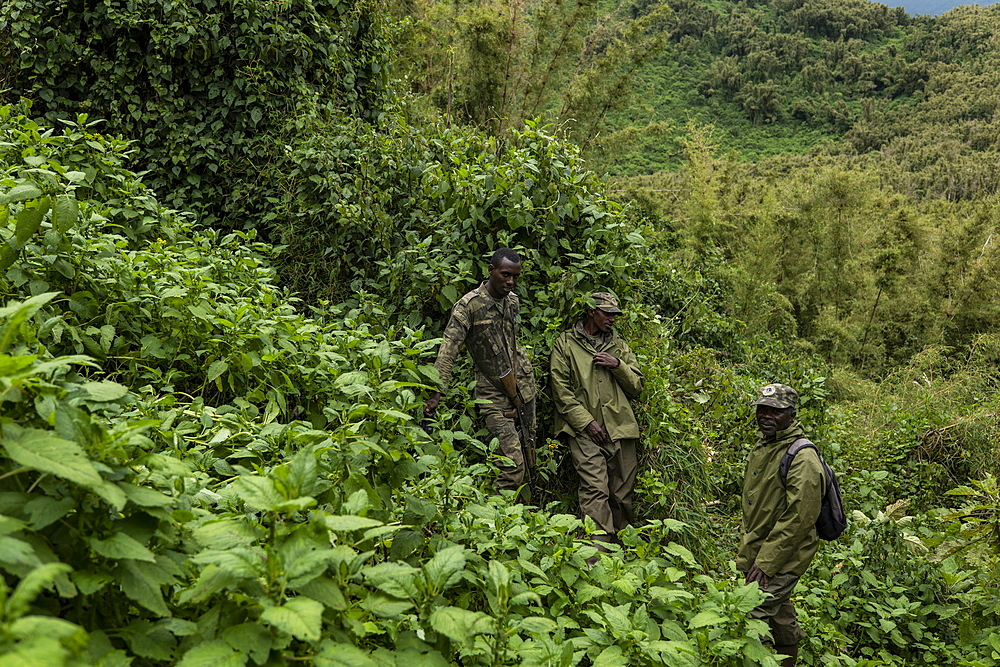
[[481, 396, 537, 496], [749, 572, 806, 646], [568, 434, 638, 535]]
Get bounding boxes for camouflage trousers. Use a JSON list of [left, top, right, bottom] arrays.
[[749, 573, 806, 646], [480, 396, 537, 498], [568, 434, 638, 536]]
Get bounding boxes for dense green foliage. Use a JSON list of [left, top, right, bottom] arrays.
[[1, 0, 391, 226], [5, 0, 1000, 665], [262, 114, 643, 323], [0, 101, 790, 667]]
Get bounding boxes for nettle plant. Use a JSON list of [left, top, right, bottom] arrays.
[[0, 103, 798, 666], [0, 292, 786, 666]]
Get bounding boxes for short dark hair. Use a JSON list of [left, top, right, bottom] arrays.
[[490, 247, 521, 267]]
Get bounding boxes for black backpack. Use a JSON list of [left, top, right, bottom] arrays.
[[778, 438, 847, 540]]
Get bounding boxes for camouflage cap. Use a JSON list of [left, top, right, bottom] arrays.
[[591, 292, 623, 314], [752, 383, 798, 409]]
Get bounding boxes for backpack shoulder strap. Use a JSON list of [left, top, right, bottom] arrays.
[[778, 438, 816, 486]]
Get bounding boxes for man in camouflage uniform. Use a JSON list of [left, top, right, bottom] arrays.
[[550, 292, 643, 548], [424, 248, 537, 496], [739, 384, 825, 667]]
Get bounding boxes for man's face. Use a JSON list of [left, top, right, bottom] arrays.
[[756, 404, 794, 438], [588, 308, 617, 333], [486, 258, 522, 299]]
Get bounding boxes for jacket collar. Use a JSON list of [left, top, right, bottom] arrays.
[[571, 319, 614, 353], [475, 281, 509, 310], [756, 420, 806, 448]]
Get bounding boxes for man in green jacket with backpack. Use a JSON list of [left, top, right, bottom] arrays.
[[738, 383, 827, 667], [550, 292, 644, 557]]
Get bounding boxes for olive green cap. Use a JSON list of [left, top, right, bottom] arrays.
[[591, 292, 622, 314], [752, 383, 798, 409]]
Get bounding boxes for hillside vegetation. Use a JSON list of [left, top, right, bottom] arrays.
[[2, 1, 1000, 666]]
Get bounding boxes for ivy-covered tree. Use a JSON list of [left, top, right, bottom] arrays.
[[1, 0, 392, 226]]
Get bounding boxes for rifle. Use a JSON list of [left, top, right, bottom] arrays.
[[498, 368, 536, 478]]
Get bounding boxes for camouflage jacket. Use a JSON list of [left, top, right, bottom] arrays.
[[549, 321, 643, 440], [737, 421, 824, 577], [433, 282, 537, 404]]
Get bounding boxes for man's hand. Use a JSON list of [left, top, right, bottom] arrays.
[[593, 352, 620, 369], [424, 392, 442, 418], [745, 563, 770, 590], [585, 420, 610, 447]]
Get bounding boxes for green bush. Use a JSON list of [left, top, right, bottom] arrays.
[[1, 0, 391, 225]]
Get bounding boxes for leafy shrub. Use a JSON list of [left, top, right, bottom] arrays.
[[1, 102, 791, 666], [262, 114, 647, 331], [1, 0, 392, 225]]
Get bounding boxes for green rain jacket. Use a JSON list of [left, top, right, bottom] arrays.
[[550, 322, 643, 440], [737, 420, 825, 577]]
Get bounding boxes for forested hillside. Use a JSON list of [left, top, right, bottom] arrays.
[[3, 0, 1000, 666]]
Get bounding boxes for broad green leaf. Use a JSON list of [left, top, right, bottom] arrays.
[[731, 583, 767, 613], [91, 532, 156, 562], [363, 562, 420, 599], [0, 182, 43, 205], [315, 640, 377, 667], [0, 293, 59, 354], [2, 425, 104, 489], [576, 584, 606, 605], [0, 534, 42, 569], [71, 571, 113, 595], [0, 635, 70, 667], [602, 603, 632, 637], [593, 645, 628, 667], [192, 519, 262, 549], [9, 615, 86, 641], [325, 515, 383, 531], [0, 514, 28, 534], [117, 561, 169, 617], [362, 592, 414, 617], [78, 381, 129, 402], [664, 542, 696, 566], [176, 640, 247, 667], [182, 564, 238, 604], [23, 496, 75, 530], [122, 619, 175, 660], [207, 360, 229, 383], [229, 476, 284, 511], [518, 616, 558, 634], [7, 563, 73, 620], [260, 597, 323, 641], [221, 623, 272, 664], [295, 576, 347, 610], [0, 198, 50, 270], [334, 370, 370, 389], [428, 606, 496, 642], [274, 447, 319, 498], [282, 547, 333, 588], [688, 610, 726, 629], [190, 548, 261, 580], [52, 194, 78, 232], [90, 481, 128, 512], [94, 648, 132, 667], [118, 482, 174, 508], [423, 545, 466, 593]]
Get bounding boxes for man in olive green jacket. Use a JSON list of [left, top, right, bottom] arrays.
[[550, 292, 643, 542], [738, 384, 824, 667]]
